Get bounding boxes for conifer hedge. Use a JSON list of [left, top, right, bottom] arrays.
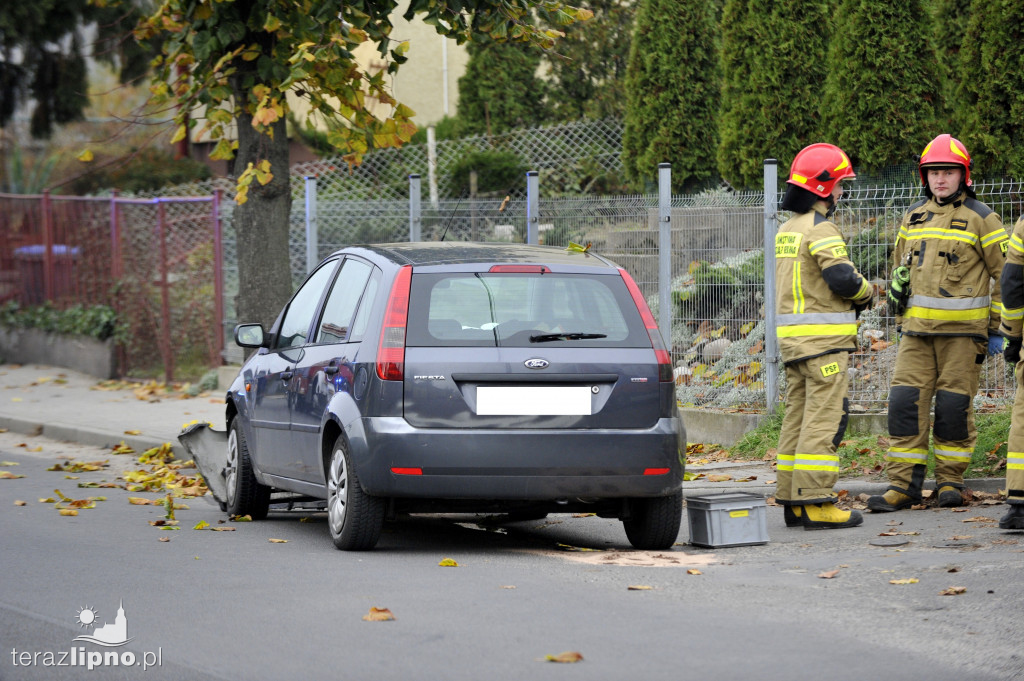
[[956, 0, 1024, 178], [717, 0, 832, 189], [621, 0, 719, 191], [819, 1, 940, 172]]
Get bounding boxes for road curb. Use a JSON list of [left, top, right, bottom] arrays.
[[0, 413, 187, 458]]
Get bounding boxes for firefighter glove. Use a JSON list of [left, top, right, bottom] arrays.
[[887, 266, 911, 316], [988, 334, 1005, 356], [1005, 337, 1022, 364]]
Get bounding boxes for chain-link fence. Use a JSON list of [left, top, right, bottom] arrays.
[[5, 117, 1024, 411], [0, 192, 224, 380]]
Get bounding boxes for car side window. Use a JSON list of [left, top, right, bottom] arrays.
[[316, 258, 373, 344], [347, 269, 381, 342], [274, 261, 338, 349]]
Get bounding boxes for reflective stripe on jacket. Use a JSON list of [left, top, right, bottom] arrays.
[[775, 205, 871, 364], [999, 216, 1024, 340], [894, 196, 1007, 339]]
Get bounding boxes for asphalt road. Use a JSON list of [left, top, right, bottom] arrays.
[[2, 432, 1023, 681]]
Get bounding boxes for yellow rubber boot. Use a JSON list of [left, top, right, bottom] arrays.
[[937, 485, 963, 508], [783, 505, 802, 528], [866, 488, 919, 513], [800, 502, 863, 530]]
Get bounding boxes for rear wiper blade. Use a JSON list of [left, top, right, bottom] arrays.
[[529, 332, 608, 342]]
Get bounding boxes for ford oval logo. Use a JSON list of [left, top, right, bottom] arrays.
[[524, 358, 549, 369]]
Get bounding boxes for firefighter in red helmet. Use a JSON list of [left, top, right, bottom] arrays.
[[868, 134, 1009, 513], [775, 143, 873, 529]]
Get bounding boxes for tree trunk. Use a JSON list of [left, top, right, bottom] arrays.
[[231, 96, 294, 331]]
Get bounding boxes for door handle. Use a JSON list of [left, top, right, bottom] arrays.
[[280, 370, 294, 381], [324, 364, 339, 376]]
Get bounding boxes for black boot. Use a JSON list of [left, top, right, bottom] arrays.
[[937, 485, 963, 508], [999, 504, 1024, 530], [783, 505, 802, 528]]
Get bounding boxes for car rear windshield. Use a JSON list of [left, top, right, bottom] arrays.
[[405, 272, 650, 348]]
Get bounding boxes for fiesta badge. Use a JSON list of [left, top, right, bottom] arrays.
[[524, 358, 549, 369]]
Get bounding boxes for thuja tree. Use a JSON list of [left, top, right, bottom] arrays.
[[956, 0, 1024, 177], [717, 0, 832, 189], [927, 0, 968, 128], [121, 0, 591, 328], [540, 0, 634, 121], [819, 0, 940, 172], [456, 39, 548, 136], [621, 0, 719, 192]]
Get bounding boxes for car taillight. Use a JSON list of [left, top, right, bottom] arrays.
[[619, 267, 672, 382], [376, 265, 412, 381]]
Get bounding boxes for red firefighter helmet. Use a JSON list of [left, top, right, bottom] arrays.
[[786, 143, 856, 198], [918, 134, 972, 187]]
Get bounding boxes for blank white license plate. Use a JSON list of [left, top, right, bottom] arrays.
[[476, 386, 592, 416]]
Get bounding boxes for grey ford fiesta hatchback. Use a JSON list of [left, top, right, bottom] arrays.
[[226, 242, 685, 550]]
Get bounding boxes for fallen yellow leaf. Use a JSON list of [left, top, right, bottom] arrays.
[[149, 520, 179, 526], [124, 430, 142, 435], [59, 509, 78, 516], [362, 607, 395, 622], [687, 569, 702, 575], [889, 578, 919, 585], [0, 461, 19, 466], [0, 471, 25, 479], [158, 536, 170, 542], [438, 558, 459, 567], [939, 586, 967, 596], [268, 538, 288, 543], [128, 497, 155, 505], [193, 521, 210, 530], [707, 474, 733, 483], [210, 527, 235, 532], [627, 585, 653, 590], [14, 500, 27, 506], [818, 570, 840, 579], [231, 514, 252, 522], [545, 651, 584, 663], [38, 497, 55, 503]]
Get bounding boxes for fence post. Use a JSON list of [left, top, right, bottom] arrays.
[[109, 191, 121, 282], [212, 189, 225, 363], [305, 176, 318, 273], [41, 189, 54, 302], [763, 159, 779, 414], [157, 200, 174, 381], [657, 163, 672, 342], [427, 127, 439, 210], [526, 170, 539, 245], [409, 174, 422, 242]]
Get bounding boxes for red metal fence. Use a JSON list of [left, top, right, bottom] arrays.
[[0, 191, 224, 380]]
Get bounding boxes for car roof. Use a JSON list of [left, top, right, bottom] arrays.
[[338, 242, 620, 269]]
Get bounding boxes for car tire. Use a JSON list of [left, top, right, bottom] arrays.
[[225, 419, 270, 520], [622, 490, 683, 550], [327, 435, 385, 551]]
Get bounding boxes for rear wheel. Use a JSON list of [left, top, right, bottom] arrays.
[[622, 490, 682, 550], [326, 435, 385, 551], [225, 420, 270, 520]]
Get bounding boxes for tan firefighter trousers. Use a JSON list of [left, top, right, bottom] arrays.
[[1005, 358, 1024, 504], [777, 352, 849, 504], [886, 334, 986, 496]]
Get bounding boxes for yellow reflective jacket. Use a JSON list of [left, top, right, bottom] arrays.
[[999, 216, 1024, 339], [775, 204, 872, 364], [893, 196, 1007, 340]]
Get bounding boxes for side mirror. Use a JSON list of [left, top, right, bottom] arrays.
[[234, 323, 267, 348]]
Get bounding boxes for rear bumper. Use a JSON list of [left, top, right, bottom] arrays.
[[356, 416, 684, 500]]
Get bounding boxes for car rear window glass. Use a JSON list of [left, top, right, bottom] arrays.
[[406, 272, 649, 347]]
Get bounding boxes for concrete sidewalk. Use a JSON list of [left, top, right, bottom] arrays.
[[0, 363, 224, 458], [0, 362, 1006, 499]]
